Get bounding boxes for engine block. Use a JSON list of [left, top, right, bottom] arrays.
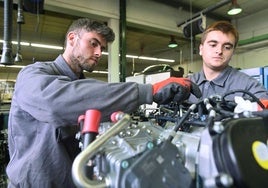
[[72, 95, 268, 188]]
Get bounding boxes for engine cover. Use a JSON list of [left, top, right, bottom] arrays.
[[120, 141, 193, 188]]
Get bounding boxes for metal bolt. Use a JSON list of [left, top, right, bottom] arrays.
[[147, 142, 154, 150], [121, 160, 129, 169]]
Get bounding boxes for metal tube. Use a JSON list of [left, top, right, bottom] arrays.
[[1, 0, 14, 65], [177, 0, 232, 27], [119, 0, 127, 82], [72, 113, 131, 188], [14, 0, 25, 63]]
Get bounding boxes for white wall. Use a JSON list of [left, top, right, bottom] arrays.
[[44, 0, 188, 35], [231, 8, 268, 69]]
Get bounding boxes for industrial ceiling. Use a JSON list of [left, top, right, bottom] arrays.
[[1, 0, 268, 80]]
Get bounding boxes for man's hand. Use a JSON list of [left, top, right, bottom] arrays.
[[152, 77, 201, 104]]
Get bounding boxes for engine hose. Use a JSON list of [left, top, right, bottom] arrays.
[[167, 103, 197, 141], [222, 89, 265, 109]]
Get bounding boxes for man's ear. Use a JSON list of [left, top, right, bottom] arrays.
[[67, 32, 76, 46], [199, 44, 203, 56]]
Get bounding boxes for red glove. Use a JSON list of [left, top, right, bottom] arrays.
[[259, 99, 268, 110], [152, 77, 201, 104]]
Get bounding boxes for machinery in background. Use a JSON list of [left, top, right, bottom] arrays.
[[0, 81, 12, 187], [0, 129, 8, 187], [72, 89, 268, 188], [0, 81, 15, 104], [240, 66, 268, 90], [133, 64, 184, 78]]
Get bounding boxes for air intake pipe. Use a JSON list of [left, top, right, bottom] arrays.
[[72, 112, 131, 188], [1, 0, 14, 65]]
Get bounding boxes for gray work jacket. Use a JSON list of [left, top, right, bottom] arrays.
[[188, 66, 268, 103], [6, 55, 153, 188]]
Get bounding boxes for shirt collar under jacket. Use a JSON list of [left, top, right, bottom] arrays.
[[54, 55, 85, 80], [196, 65, 232, 87]]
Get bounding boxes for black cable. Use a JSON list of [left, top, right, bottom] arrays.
[[222, 89, 265, 109], [167, 103, 198, 142]]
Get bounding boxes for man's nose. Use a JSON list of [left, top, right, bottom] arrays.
[[95, 47, 102, 57], [216, 46, 223, 54]]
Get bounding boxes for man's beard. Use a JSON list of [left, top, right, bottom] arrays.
[[81, 61, 96, 72]]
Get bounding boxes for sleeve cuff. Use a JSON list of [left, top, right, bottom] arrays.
[[138, 84, 153, 105]]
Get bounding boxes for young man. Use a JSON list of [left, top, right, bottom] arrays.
[[6, 18, 199, 187], [188, 20, 268, 103]]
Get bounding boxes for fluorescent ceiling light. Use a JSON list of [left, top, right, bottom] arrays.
[[31, 43, 63, 50], [138, 56, 157, 61], [11, 41, 30, 46], [91, 70, 108, 74], [125, 54, 175, 62], [0, 64, 109, 74], [0, 39, 175, 63], [0, 39, 63, 50], [157, 58, 175, 63], [0, 64, 25, 68], [126, 54, 139, 58]]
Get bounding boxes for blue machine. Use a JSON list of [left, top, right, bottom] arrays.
[[263, 66, 268, 90], [240, 67, 268, 90]]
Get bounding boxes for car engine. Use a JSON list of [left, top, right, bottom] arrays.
[[72, 91, 268, 188]]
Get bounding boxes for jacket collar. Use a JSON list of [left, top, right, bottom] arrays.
[[197, 66, 232, 87], [54, 55, 85, 80]]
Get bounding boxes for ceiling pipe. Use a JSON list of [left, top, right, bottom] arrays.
[[154, 0, 230, 21], [1, 0, 14, 65], [119, 0, 127, 82], [236, 33, 268, 53], [238, 34, 268, 47], [14, 0, 25, 63], [177, 0, 232, 27]]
